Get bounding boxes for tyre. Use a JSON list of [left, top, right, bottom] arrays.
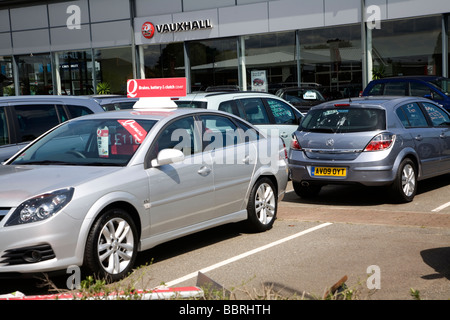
[[292, 181, 322, 198], [84, 208, 138, 282], [390, 158, 417, 203], [246, 178, 277, 232]]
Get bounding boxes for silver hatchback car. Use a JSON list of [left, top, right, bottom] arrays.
[[0, 103, 287, 280], [288, 96, 450, 203]]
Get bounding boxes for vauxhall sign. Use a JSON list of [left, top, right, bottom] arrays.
[[142, 19, 213, 39]]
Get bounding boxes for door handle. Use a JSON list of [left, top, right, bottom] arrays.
[[440, 132, 446, 139], [281, 132, 288, 138], [415, 135, 423, 141], [197, 166, 211, 176], [242, 155, 251, 164]]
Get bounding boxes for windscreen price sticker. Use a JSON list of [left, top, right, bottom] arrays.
[[127, 78, 187, 98], [97, 127, 109, 158]]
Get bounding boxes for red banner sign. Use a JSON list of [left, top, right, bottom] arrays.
[[127, 78, 187, 98]]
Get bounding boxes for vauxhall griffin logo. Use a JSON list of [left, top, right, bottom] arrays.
[[142, 22, 155, 39]]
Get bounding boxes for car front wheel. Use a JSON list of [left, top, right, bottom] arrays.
[[246, 178, 277, 232], [390, 158, 417, 203], [84, 208, 138, 282]]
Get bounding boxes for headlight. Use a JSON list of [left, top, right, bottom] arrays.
[[5, 188, 74, 226]]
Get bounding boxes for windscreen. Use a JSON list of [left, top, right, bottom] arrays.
[[10, 119, 157, 166]]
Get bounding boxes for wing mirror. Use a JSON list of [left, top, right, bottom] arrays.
[[151, 148, 185, 167]]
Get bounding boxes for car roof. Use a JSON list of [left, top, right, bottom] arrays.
[[314, 96, 431, 109], [0, 95, 101, 103], [369, 75, 447, 82], [176, 91, 277, 101]]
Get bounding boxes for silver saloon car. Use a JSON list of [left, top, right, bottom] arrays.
[[288, 96, 450, 203], [0, 106, 288, 281]]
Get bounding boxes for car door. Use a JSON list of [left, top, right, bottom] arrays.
[[198, 113, 257, 218], [146, 115, 215, 236], [420, 101, 450, 172], [396, 102, 441, 176]]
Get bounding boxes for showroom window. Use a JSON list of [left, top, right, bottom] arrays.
[[141, 43, 185, 79], [244, 31, 297, 93], [94, 46, 133, 95], [16, 53, 53, 95], [187, 37, 238, 91], [56, 50, 94, 95], [0, 56, 13, 96], [371, 16, 442, 78], [298, 24, 362, 99]]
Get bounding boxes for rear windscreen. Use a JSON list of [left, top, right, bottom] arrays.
[[300, 108, 386, 133]]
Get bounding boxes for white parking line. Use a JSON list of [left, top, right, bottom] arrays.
[[432, 201, 450, 212], [165, 222, 333, 287]]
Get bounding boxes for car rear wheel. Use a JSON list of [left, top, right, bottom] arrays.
[[84, 208, 138, 282], [246, 178, 277, 232], [293, 181, 322, 198], [390, 158, 417, 203]]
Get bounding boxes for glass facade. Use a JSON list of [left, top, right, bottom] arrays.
[[372, 16, 443, 78], [0, 56, 13, 96], [56, 50, 94, 95], [17, 53, 52, 95], [141, 43, 185, 79], [188, 37, 238, 91]]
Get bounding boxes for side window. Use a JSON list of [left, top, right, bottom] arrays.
[[265, 98, 296, 125], [410, 82, 432, 98], [368, 83, 384, 95], [240, 98, 270, 124], [218, 100, 240, 117], [199, 114, 239, 150], [422, 102, 450, 127], [384, 82, 407, 95], [0, 107, 9, 146], [150, 116, 198, 160], [66, 104, 95, 118], [13, 104, 60, 142], [396, 103, 429, 128]]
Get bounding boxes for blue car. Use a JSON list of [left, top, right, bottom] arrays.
[[362, 76, 450, 111]]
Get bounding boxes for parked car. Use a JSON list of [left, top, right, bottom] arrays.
[[362, 76, 450, 110], [0, 95, 105, 162], [90, 95, 139, 111], [275, 87, 326, 113], [173, 92, 303, 151], [288, 96, 450, 203], [0, 103, 288, 280]]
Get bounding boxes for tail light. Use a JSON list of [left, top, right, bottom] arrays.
[[364, 133, 395, 152], [290, 135, 302, 150]]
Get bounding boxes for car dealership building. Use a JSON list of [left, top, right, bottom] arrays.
[[0, 0, 449, 97]]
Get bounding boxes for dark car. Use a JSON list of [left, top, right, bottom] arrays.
[[362, 76, 450, 111], [0, 95, 105, 161], [89, 95, 139, 111], [275, 87, 326, 113]]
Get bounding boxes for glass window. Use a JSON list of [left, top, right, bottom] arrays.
[[396, 103, 429, 128], [301, 108, 386, 132], [245, 32, 296, 93], [57, 50, 94, 95], [218, 100, 239, 116], [384, 82, 407, 95], [94, 47, 133, 95], [0, 107, 9, 145], [188, 37, 238, 91], [239, 98, 270, 125], [141, 43, 185, 79], [410, 82, 433, 97], [298, 25, 362, 99], [422, 102, 450, 127], [17, 53, 53, 95], [372, 16, 442, 77], [0, 56, 14, 96], [265, 98, 296, 125], [13, 104, 61, 142], [200, 114, 239, 149], [66, 105, 96, 118], [150, 116, 198, 159]]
